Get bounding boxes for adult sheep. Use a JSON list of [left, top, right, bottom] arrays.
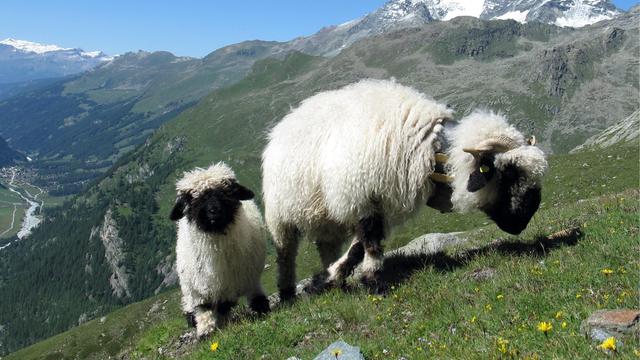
[[170, 162, 270, 338], [262, 79, 547, 300]]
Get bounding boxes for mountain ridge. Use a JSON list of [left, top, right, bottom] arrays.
[[289, 0, 624, 56], [0, 38, 112, 84]]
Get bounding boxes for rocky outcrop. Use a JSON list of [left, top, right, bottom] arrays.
[[97, 209, 131, 299], [154, 255, 178, 295], [571, 110, 639, 152]]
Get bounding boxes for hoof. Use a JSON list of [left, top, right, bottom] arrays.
[[360, 271, 388, 295], [249, 295, 271, 315], [303, 271, 341, 294], [279, 287, 297, 303]]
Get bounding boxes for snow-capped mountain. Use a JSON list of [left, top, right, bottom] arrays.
[[293, 0, 623, 56], [0, 38, 113, 84]]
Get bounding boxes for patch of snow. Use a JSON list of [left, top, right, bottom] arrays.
[[439, 0, 486, 20], [495, 9, 530, 23], [554, 1, 617, 27], [0, 38, 71, 54]]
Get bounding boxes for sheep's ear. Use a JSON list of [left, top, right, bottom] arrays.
[[467, 154, 496, 192], [229, 182, 255, 200], [169, 194, 190, 221]]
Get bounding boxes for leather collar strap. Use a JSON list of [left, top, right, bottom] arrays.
[[429, 152, 454, 184]]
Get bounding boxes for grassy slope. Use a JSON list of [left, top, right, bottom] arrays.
[[8, 142, 638, 359]]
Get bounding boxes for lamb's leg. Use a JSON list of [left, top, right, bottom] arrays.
[[194, 304, 216, 339], [248, 287, 270, 315], [358, 212, 387, 293], [273, 223, 300, 302], [214, 300, 236, 329]]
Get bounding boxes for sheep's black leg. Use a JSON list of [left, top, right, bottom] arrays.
[[274, 224, 300, 302], [358, 212, 387, 294], [324, 239, 364, 283]]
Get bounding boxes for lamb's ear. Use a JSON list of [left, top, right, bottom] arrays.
[[229, 181, 255, 200], [169, 194, 191, 221], [467, 154, 496, 192]]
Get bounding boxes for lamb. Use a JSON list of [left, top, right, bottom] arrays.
[[262, 79, 547, 299], [169, 162, 270, 338]]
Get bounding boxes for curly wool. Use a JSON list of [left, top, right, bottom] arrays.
[[262, 78, 454, 232], [175, 163, 267, 313], [446, 110, 548, 212]]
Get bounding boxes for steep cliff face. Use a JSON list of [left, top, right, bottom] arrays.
[[95, 209, 131, 299], [572, 110, 640, 152], [534, 26, 626, 97]]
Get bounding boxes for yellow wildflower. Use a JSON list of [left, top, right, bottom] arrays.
[[210, 341, 219, 352], [485, 304, 492, 312], [601, 268, 614, 276], [555, 311, 564, 319], [576, 293, 582, 299], [537, 321, 553, 334], [561, 321, 568, 329], [497, 337, 509, 354], [470, 316, 477, 323], [633, 348, 640, 357], [331, 348, 343, 358], [497, 294, 504, 300], [599, 337, 616, 352]]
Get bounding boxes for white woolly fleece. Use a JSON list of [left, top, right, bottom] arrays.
[[176, 201, 266, 313], [262, 78, 454, 235], [447, 110, 548, 212], [174, 162, 267, 313], [176, 162, 236, 196]]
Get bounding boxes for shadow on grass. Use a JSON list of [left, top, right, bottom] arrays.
[[378, 227, 583, 288]]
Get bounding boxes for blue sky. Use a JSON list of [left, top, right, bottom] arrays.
[[0, 0, 637, 58]]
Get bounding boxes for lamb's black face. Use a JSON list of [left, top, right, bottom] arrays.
[[479, 164, 541, 235], [188, 188, 242, 233], [169, 180, 255, 234]]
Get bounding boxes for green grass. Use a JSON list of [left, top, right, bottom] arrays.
[[7, 143, 637, 359], [129, 189, 637, 360]]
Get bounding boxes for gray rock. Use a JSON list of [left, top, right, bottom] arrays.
[[388, 232, 466, 257], [314, 340, 364, 360], [581, 309, 640, 341]]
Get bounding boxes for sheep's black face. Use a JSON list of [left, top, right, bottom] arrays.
[[480, 164, 542, 235], [169, 180, 255, 234]]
